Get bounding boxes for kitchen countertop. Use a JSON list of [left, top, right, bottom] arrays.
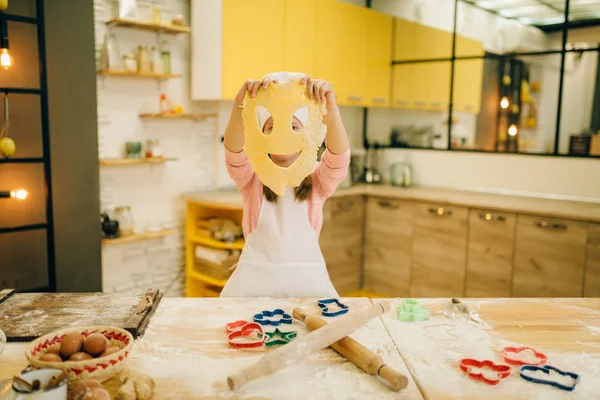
[[1, 297, 599, 399], [182, 185, 600, 223]]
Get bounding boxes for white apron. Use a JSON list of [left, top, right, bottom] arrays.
[[220, 188, 338, 298]]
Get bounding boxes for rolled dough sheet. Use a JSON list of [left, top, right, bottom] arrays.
[[378, 298, 600, 400], [126, 297, 423, 399]]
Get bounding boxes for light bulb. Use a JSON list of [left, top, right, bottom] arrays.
[[500, 96, 509, 109], [10, 189, 28, 200], [1, 48, 13, 70], [508, 124, 518, 136]]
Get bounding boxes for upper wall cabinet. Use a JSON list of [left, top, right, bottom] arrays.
[[191, 0, 392, 107]]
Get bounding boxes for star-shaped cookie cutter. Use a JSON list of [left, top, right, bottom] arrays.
[[397, 299, 430, 322], [317, 298, 349, 317], [264, 328, 297, 347], [502, 346, 548, 366], [519, 365, 580, 391], [459, 358, 511, 386], [253, 309, 293, 326], [226, 322, 265, 349]]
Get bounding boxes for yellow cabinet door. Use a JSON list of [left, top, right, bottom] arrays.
[[314, 0, 344, 100], [337, 2, 367, 106], [366, 9, 392, 107], [426, 61, 451, 111], [453, 59, 483, 113], [422, 25, 453, 59], [392, 64, 417, 108], [283, 0, 315, 76], [222, 0, 284, 100], [394, 18, 419, 61]]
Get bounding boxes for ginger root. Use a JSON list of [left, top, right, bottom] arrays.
[[116, 370, 155, 400]]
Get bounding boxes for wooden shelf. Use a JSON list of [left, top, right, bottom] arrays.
[[102, 229, 178, 245], [187, 269, 228, 288], [97, 69, 182, 79], [106, 18, 191, 34], [139, 113, 217, 120], [99, 157, 178, 166], [189, 235, 245, 250]]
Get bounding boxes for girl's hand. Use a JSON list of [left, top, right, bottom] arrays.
[[233, 76, 278, 106], [301, 76, 336, 108]]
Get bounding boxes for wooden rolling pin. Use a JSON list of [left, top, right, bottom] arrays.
[[227, 301, 390, 390], [293, 308, 409, 392]]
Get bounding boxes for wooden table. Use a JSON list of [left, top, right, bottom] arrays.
[[1, 298, 599, 399]]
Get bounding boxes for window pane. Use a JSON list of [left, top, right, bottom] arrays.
[[0, 163, 47, 228], [0, 230, 49, 291], [5, 0, 36, 18], [0, 93, 43, 158], [559, 50, 599, 155]]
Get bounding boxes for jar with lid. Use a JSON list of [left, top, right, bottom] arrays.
[[138, 45, 151, 72], [151, 139, 163, 158], [123, 53, 137, 72], [115, 206, 134, 236]]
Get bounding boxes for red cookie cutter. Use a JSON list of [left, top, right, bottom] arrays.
[[225, 320, 249, 334], [226, 322, 265, 349], [460, 359, 511, 386], [502, 346, 548, 366]]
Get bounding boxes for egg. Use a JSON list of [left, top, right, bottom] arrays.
[[83, 333, 107, 357], [69, 352, 93, 361], [86, 387, 111, 400], [46, 343, 61, 355], [99, 346, 120, 358], [39, 353, 62, 362], [60, 332, 84, 358]]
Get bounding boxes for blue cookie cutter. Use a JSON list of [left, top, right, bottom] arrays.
[[520, 365, 580, 392], [253, 309, 292, 326], [318, 298, 349, 317]]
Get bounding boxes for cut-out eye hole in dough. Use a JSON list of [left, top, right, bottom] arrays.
[[242, 75, 327, 196], [256, 105, 273, 134]]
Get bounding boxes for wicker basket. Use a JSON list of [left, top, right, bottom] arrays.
[[25, 326, 133, 383]]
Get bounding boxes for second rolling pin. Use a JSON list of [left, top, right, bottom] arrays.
[[293, 308, 409, 392]]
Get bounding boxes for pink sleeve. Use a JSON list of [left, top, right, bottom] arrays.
[[225, 149, 256, 191], [313, 148, 350, 199]]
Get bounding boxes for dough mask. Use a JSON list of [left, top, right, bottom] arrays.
[[242, 74, 327, 196]]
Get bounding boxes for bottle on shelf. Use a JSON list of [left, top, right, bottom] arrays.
[[138, 45, 151, 73], [123, 53, 137, 72], [160, 40, 171, 74], [151, 45, 163, 74]]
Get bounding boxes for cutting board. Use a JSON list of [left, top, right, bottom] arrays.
[[0, 288, 162, 342]]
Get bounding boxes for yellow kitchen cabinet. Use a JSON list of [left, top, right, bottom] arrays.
[[455, 35, 485, 58], [314, 0, 345, 101], [513, 215, 587, 297], [392, 61, 450, 110], [453, 59, 484, 113], [584, 224, 600, 297], [392, 64, 418, 108], [284, 0, 316, 75], [221, 0, 284, 100], [466, 210, 516, 297], [411, 203, 469, 297], [364, 197, 414, 297], [365, 8, 393, 107], [394, 18, 452, 61], [425, 61, 451, 110], [320, 196, 364, 295]]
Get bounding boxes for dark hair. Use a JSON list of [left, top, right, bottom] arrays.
[[263, 174, 313, 203]]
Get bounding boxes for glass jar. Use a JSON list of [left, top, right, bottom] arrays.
[[151, 139, 163, 158], [123, 53, 137, 72], [138, 45, 151, 72], [115, 206, 134, 236]]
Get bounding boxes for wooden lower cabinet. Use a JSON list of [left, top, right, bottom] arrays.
[[513, 215, 587, 297], [411, 203, 469, 297], [320, 196, 364, 295], [466, 210, 516, 297], [584, 224, 600, 297], [364, 197, 414, 297]]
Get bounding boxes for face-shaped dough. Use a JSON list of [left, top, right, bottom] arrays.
[[242, 76, 327, 196]]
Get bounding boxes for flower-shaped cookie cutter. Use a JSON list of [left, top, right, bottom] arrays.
[[253, 309, 293, 326], [520, 365, 580, 391], [226, 322, 265, 349], [265, 328, 297, 348], [459, 358, 511, 385], [317, 298, 349, 317], [502, 346, 548, 366], [397, 299, 430, 322], [225, 320, 250, 334]]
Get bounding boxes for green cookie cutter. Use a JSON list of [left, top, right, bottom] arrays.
[[265, 328, 297, 347], [397, 299, 430, 322]]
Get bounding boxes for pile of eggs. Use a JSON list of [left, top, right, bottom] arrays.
[[38, 332, 120, 362]]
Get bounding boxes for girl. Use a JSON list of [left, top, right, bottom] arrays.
[[220, 72, 350, 298]]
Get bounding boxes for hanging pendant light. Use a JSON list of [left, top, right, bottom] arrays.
[[0, 17, 13, 70], [0, 189, 28, 199], [500, 96, 510, 109], [508, 124, 518, 137]]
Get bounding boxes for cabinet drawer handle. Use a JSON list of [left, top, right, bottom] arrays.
[[478, 212, 506, 222], [336, 200, 354, 211], [348, 96, 364, 101], [535, 220, 567, 231], [377, 200, 399, 209], [431, 101, 442, 107], [396, 99, 409, 105], [428, 207, 452, 217], [414, 100, 426, 106], [372, 97, 387, 104]]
